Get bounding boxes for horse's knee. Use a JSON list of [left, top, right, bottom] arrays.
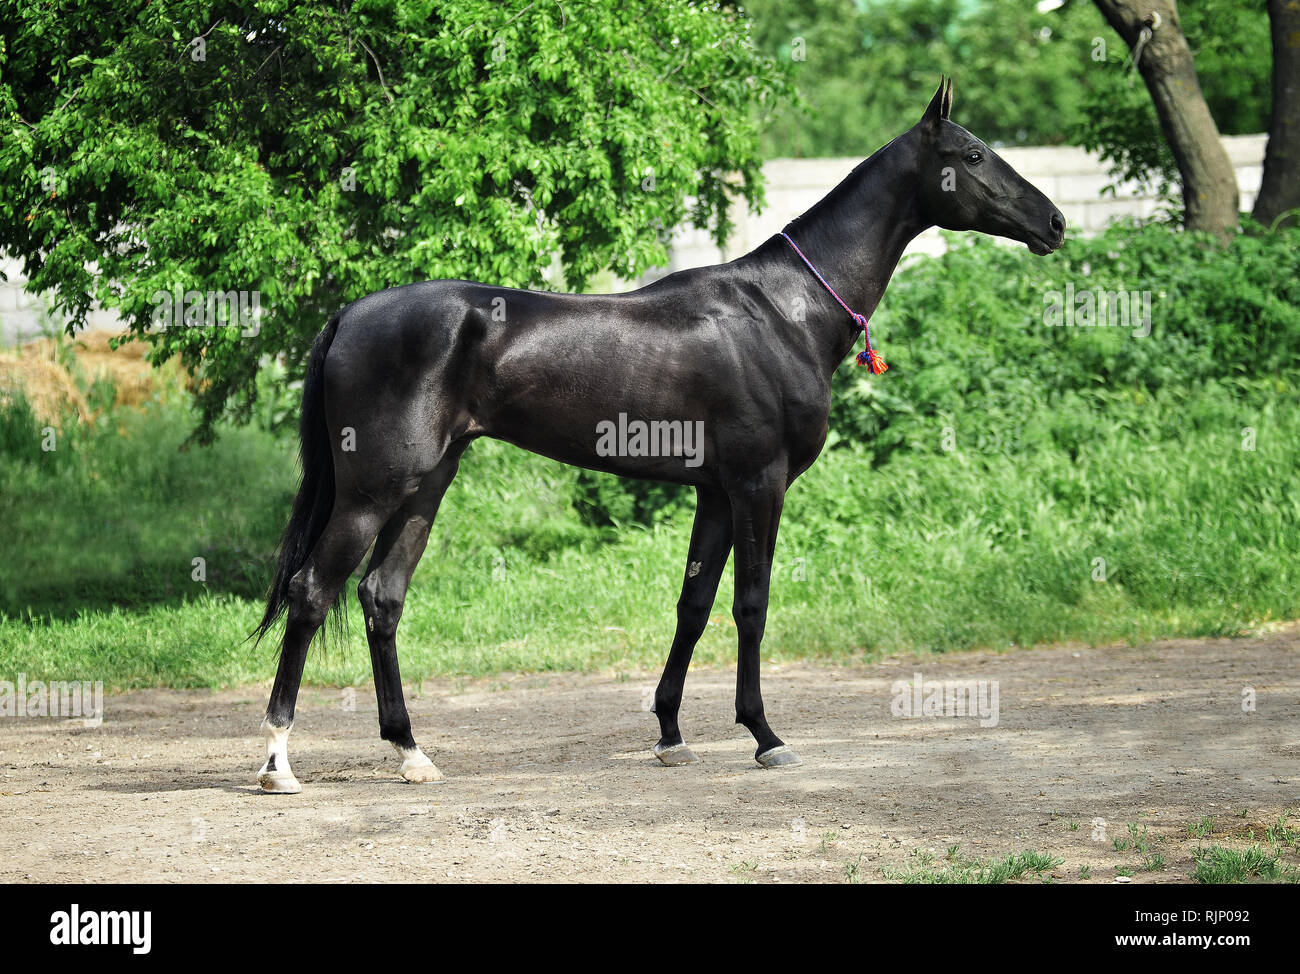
[[357, 572, 403, 636], [675, 592, 711, 641], [731, 592, 768, 632]]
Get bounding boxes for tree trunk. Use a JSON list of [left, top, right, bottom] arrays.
[[1093, 0, 1239, 242], [1253, 0, 1300, 230]]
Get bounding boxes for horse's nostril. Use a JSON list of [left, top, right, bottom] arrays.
[[1050, 212, 1065, 236]]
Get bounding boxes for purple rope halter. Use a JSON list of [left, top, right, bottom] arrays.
[[780, 231, 888, 374]]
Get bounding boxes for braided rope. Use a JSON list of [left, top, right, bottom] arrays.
[[780, 231, 888, 374]]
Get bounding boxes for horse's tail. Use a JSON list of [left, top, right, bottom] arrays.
[[252, 312, 343, 647]]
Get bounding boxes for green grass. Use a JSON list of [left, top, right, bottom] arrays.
[[1141, 852, 1166, 872], [4, 376, 1297, 690], [1266, 814, 1300, 848], [1192, 845, 1300, 884], [882, 847, 1062, 884], [1184, 811, 1300, 882], [1115, 821, 1154, 855], [4, 222, 1300, 689]]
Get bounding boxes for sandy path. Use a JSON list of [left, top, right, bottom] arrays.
[[2, 629, 1297, 883]]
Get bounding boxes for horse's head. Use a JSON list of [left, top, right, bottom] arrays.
[[912, 78, 1065, 255]]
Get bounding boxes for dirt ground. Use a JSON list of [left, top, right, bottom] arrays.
[[2, 628, 1297, 883]]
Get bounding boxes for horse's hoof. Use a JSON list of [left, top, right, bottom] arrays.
[[654, 742, 702, 766], [755, 744, 802, 769], [257, 768, 302, 794], [400, 761, 444, 783], [396, 746, 444, 783]]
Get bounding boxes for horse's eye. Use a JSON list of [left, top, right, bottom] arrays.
[[966, 151, 983, 165]]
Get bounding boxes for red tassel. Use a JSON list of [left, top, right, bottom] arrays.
[[782, 236, 890, 377], [856, 346, 888, 374]]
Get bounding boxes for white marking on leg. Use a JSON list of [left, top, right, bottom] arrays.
[[393, 742, 443, 783], [257, 719, 302, 794]]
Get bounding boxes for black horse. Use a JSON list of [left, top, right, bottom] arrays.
[[252, 79, 1065, 792]]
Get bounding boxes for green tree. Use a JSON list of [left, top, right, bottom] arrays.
[[745, 0, 1271, 161], [1068, 0, 1270, 227], [1254, 0, 1300, 229], [0, 0, 788, 439], [1088, 0, 1239, 240], [745, 0, 1105, 157]]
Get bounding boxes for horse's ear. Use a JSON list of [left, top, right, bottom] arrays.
[[922, 76, 947, 130], [941, 77, 953, 120]]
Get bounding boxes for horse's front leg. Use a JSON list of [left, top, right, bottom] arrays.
[[652, 485, 733, 765], [729, 472, 801, 768]]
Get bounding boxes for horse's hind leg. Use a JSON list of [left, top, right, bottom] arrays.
[[652, 486, 732, 765], [259, 498, 397, 793], [357, 444, 468, 783]]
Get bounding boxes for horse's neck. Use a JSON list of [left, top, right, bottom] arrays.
[[773, 133, 932, 367]]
